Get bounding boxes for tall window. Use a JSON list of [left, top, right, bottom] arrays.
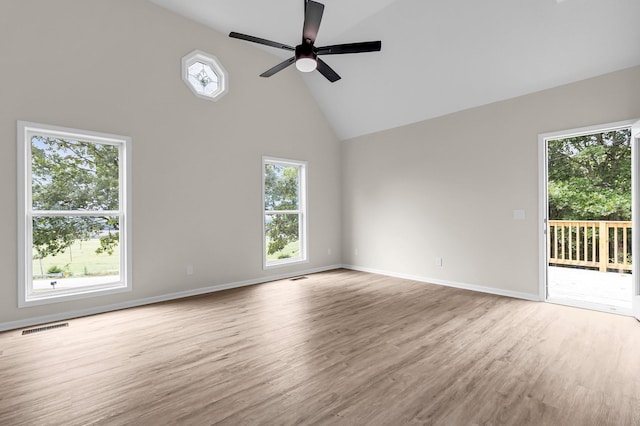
[[263, 157, 307, 268], [17, 122, 132, 307]]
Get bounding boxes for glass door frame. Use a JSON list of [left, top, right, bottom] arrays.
[[631, 119, 640, 320], [538, 119, 638, 316]]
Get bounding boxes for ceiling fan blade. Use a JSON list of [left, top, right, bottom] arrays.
[[260, 57, 296, 77], [302, 1, 324, 43], [316, 41, 382, 55], [316, 58, 341, 83], [229, 32, 295, 51]]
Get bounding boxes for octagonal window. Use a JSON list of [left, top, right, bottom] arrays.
[[182, 50, 228, 102]]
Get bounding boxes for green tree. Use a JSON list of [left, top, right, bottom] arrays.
[[31, 136, 120, 272], [548, 129, 631, 221], [264, 164, 299, 255]]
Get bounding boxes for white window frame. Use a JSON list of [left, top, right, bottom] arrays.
[[17, 121, 132, 307], [262, 157, 308, 269], [181, 50, 228, 102]]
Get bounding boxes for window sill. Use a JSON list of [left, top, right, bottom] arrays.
[[264, 258, 309, 270], [20, 283, 131, 308]]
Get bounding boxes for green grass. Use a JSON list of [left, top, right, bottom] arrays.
[[266, 239, 300, 261], [34, 236, 298, 277], [33, 239, 119, 277]]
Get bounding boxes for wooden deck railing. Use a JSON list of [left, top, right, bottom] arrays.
[[548, 220, 632, 272]]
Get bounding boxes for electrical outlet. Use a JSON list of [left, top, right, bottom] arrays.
[[186, 264, 194, 275], [354, 248, 359, 256], [435, 257, 443, 267], [328, 248, 332, 255]]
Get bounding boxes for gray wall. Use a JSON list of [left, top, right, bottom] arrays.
[[342, 66, 640, 298], [0, 0, 342, 326]]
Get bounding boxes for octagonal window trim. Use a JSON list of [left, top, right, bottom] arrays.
[[182, 50, 228, 102]]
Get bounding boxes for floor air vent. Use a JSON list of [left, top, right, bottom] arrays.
[[290, 276, 308, 281], [22, 322, 69, 335]]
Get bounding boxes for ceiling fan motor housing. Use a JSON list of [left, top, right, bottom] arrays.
[[295, 42, 317, 62]]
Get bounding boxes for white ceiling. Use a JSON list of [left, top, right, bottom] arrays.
[[150, 0, 640, 140]]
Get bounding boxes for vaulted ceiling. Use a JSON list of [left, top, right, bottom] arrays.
[[150, 0, 640, 140]]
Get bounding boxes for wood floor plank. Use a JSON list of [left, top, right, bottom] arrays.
[[1, 269, 639, 425]]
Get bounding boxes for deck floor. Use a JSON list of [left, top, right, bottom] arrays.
[[547, 265, 632, 311]]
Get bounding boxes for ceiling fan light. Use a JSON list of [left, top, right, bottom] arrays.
[[296, 57, 317, 72]]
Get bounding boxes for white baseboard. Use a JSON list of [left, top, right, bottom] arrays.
[[341, 264, 541, 302], [1, 263, 541, 332], [0, 264, 343, 332]]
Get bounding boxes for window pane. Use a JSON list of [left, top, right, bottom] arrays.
[[265, 213, 300, 261], [264, 163, 299, 211], [31, 136, 119, 211], [32, 216, 120, 292], [187, 61, 219, 95]]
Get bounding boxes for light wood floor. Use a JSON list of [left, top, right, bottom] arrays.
[[1, 269, 639, 425]]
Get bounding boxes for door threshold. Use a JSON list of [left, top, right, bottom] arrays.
[[546, 297, 632, 316]]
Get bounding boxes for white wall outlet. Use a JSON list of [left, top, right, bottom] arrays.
[[435, 257, 443, 267], [328, 248, 332, 256], [513, 209, 526, 220], [354, 248, 359, 256], [186, 264, 194, 275]]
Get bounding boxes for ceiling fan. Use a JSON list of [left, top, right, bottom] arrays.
[[229, 0, 382, 82]]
